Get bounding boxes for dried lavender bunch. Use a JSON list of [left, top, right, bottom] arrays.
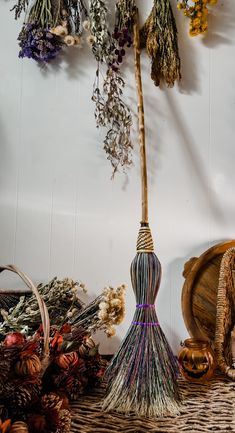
[[18, 23, 63, 62], [92, 68, 132, 174], [11, 0, 29, 19], [70, 285, 126, 337], [140, 0, 181, 87], [0, 278, 85, 336]]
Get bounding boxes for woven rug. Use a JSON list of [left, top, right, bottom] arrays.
[[71, 374, 235, 433]]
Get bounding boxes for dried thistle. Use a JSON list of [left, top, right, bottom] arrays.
[[92, 68, 132, 175], [140, 0, 181, 87]]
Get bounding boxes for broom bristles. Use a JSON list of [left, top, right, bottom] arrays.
[[102, 251, 181, 417]]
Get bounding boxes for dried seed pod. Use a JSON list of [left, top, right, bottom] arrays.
[[4, 332, 25, 347], [55, 352, 78, 369], [15, 354, 42, 376], [41, 392, 63, 411], [10, 421, 29, 433]]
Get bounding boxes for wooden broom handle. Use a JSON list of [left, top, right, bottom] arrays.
[[133, 9, 148, 224]]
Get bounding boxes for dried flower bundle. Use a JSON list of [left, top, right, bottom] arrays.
[[13, 0, 87, 62], [70, 284, 126, 337], [140, 0, 181, 87], [89, 0, 136, 174], [0, 278, 85, 336], [92, 69, 132, 174], [0, 278, 125, 340], [177, 0, 217, 36], [89, 0, 115, 63]]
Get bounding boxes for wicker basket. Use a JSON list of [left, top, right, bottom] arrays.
[[0, 264, 50, 364], [0, 264, 53, 430], [214, 248, 235, 379]]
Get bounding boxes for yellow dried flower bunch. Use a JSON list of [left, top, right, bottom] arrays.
[[98, 285, 126, 337], [177, 0, 217, 37]]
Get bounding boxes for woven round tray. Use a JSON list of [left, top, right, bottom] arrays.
[[181, 240, 235, 342]]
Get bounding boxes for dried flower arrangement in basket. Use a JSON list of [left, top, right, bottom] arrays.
[[0, 265, 125, 432]]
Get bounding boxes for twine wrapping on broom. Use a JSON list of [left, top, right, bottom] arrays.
[[102, 8, 181, 418]]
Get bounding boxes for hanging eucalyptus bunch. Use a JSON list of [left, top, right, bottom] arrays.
[[140, 0, 181, 87], [89, 0, 136, 175]]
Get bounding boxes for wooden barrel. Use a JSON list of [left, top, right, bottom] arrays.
[[182, 240, 235, 342]]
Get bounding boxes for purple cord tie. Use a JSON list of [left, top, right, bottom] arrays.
[[136, 304, 155, 308], [132, 321, 160, 327]]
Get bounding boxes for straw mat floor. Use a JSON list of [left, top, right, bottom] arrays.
[[71, 373, 235, 433]]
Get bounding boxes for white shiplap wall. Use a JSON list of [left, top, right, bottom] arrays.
[[0, 0, 235, 354]]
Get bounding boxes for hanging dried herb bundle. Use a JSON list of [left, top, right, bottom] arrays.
[[177, 0, 217, 37], [92, 69, 132, 174], [89, 0, 115, 63], [113, 0, 136, 61], [15, 0, 87, 62], [89, 0, 136, 174], [140, 0, 181, 87]]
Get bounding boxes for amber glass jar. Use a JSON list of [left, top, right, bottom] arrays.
[[178, 338, 215, 383]]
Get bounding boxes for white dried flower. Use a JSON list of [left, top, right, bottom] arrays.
[[67, 311, 73, 318], [50, 25, 68, 37], [64, 35, 75, 46], [98, 311, 108, 321], [99, 302, 108, 311], [83, 20, 90, 31], [111, 299, 121, 308], [87, 34, 96, 46]]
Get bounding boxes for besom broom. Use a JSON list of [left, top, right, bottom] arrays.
[[102, 8, 181, 418]]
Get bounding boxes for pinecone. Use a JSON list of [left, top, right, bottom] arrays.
[[41, 392, 63, 411], [10, 380, 41, 409], [55, 409, 71, 433], [0, 348, 18, 397], [10, 421, 29, 433]]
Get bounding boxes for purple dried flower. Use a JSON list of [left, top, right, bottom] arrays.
[[18, 22, 63, 63]]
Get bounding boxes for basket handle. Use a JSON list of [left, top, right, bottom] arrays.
[[0, 265, 50, 360]]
